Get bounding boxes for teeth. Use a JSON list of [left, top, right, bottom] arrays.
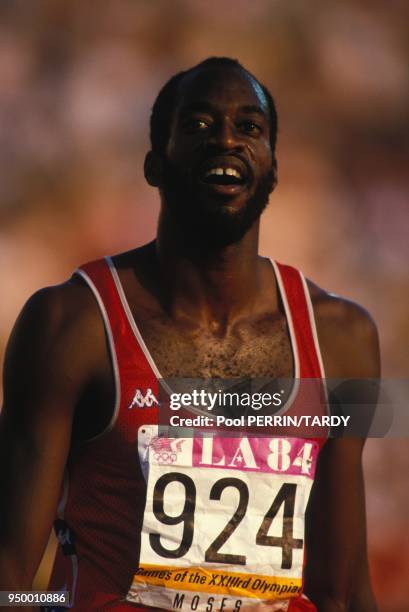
[[225, 168, 241, 178], [205, 167, 242, 179]]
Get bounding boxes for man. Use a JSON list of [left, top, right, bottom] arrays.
[[0, 58, 379, 611]]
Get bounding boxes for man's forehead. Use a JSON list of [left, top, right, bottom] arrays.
[[175, 65, 268, 114]]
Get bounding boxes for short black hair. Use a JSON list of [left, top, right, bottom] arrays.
[[150, 57, 278, 156]]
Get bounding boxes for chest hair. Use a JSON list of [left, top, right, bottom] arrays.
[[136, 313, 293, 378]]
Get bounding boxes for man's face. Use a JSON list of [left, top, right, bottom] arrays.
[[161, 66, 276, 247]]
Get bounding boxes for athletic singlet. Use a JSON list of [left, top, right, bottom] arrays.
[[46, 257, 328, 612]]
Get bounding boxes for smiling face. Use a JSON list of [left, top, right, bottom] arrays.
[[158, 65, 277, 247]]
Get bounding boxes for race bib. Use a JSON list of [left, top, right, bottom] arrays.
[[126, 427, 319, 611]]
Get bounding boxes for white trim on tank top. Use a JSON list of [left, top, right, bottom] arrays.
[[106, 256, 163, 380], [298, 271, 329, 413], [299, 272, 327, 380]]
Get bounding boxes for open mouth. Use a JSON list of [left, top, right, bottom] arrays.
[[202, 166, 245, 186], [198, 158, 250, 196]]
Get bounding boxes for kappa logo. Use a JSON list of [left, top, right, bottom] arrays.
[[57, 528, 72, 547], [54, 519, 76, 556], [128, 388, 159, 409]]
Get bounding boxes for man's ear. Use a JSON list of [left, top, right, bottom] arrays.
[[144, 151, 163, 187]]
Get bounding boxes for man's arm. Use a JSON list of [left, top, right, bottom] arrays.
[[0, 281, 104, 593], [304, 288, 380, 612], [304, 438, 376, 612]]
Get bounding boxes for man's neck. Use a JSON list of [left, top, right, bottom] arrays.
[[154, 211, 266, 331]]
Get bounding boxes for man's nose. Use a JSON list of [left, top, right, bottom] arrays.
[[209, 119, 240, 150]]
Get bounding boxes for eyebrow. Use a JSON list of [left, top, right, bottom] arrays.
[[179, 101, 216, 116], [239, 105, 267, 117], [179, 102, 267, 118]]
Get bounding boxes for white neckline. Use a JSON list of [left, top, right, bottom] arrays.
[[106, 256, 163, 380], [106, 256, 301, 414], [270, 260, 300, 414]]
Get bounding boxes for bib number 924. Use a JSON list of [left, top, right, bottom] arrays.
[[149, 472, 303, 570]]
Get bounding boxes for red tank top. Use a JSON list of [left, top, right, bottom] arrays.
[[47, 258, 327, 612]]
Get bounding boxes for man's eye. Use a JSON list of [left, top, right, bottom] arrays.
[[184, 119, 210, 132], [239, 121, 262, 134]]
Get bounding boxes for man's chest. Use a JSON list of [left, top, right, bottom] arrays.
[[134, 311, 294, 379]]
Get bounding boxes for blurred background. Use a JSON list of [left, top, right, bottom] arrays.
[[0, 0, 408, 609]]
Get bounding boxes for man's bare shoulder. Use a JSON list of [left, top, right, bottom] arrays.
[[4, 275, 106, 396], [17, 275, 101, 338], [306, 279, 380, 379]]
